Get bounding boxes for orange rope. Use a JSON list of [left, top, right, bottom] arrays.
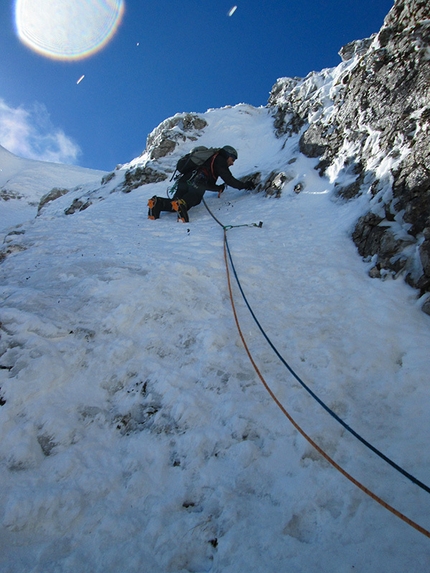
[[223, 230, 430, 539]]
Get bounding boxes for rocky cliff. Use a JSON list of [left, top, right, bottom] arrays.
[[268, 0, 430, 314]]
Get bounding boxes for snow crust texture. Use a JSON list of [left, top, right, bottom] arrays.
[[1, 1, 430, 571], [1, 102, 430, 572]]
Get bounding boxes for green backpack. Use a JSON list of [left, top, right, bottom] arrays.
[[175, 146, 219, 175], [167, 146, 220, 197]]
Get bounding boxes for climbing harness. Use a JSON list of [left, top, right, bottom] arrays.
[[203, 197, 430, 539]]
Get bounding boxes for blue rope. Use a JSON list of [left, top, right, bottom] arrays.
[[224, 233, 430, 494], [204, 197, 430, 495]]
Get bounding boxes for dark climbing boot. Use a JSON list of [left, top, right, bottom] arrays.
[[148, 196, 162, 220], [171, 199, 189, 223]]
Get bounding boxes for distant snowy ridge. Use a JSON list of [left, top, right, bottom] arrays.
[[0, 144, 106, 231]]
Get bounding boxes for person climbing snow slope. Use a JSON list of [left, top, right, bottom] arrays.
[[147, 145, 255, 223]]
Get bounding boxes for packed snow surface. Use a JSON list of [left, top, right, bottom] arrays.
[[0, 106, 429, 572]]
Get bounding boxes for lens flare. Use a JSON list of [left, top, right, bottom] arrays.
[[15, 0, 125, 61]]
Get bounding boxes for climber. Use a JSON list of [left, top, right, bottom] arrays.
[[147, 145, 255, 223]]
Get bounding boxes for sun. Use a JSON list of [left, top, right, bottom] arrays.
[[14, 0, 125, 61]]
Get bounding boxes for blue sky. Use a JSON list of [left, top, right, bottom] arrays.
[[0, 0, 394, 172]]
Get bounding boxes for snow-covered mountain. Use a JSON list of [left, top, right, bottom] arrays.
[[0, 144, 107, 231], [1, 1, 429, 571]]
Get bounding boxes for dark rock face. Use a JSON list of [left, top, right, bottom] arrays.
[[417, 228, 430, 292], [122, 166, 168, 193], [38, 188, 70, 213], [144, 113, 208, 160], [393, 142, 430, 236], [64, 198, 92, 215], [269, 0, 430, 313]]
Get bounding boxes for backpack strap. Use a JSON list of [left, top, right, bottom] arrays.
[[209, 152, 219, 180], [192, 151, 220, 183]]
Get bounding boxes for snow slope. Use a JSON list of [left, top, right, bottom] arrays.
[[0, 144, 107, 232], [0, 105, 429, 572]]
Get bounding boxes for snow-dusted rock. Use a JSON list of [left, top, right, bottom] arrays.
[[269, 0, 430, 312]]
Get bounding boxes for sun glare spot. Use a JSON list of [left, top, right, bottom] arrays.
[[14, 0, 125, 61]]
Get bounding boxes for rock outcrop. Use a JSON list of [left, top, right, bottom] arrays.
[[268, 0, 430, 313], [143, 113, 208, 161]]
